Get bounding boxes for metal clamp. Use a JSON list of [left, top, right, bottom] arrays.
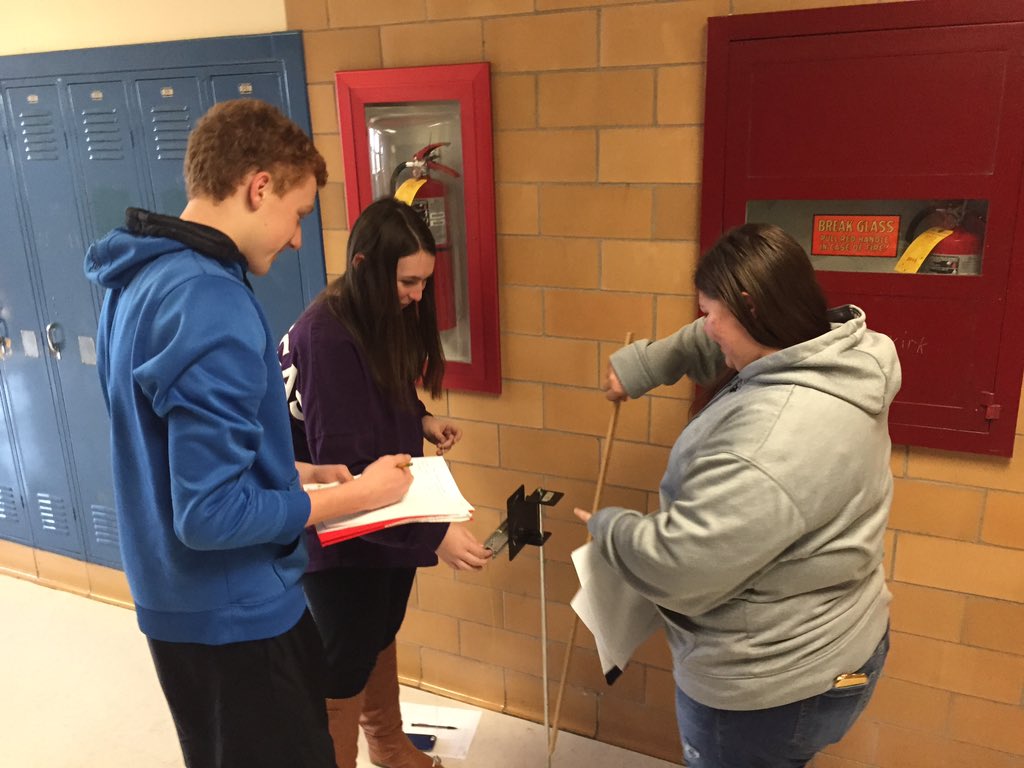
[[485, 485, 562, 561]]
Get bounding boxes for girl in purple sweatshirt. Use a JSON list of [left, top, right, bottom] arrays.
[[280, 198, 491, 768]]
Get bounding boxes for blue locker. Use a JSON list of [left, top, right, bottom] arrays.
[[134, 75, 202, 218], [0, 114, 34, 547], [0, 85, 86, 558], [63, 79, 148, 566], [66, 80, 148, 240]]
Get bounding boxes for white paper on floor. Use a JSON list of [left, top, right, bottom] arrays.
[[400, 701, 482, 759]]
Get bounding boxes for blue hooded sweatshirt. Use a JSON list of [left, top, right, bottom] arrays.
[[84, 209, 311, 645]]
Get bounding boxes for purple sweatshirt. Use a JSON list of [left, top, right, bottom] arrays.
[[279, 300, 448, 570]]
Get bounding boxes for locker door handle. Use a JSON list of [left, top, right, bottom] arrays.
[[44, 322, 63, 360], [0, 317, 10, 359]]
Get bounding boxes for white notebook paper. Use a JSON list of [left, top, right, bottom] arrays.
[[307, 455, 473, 545]]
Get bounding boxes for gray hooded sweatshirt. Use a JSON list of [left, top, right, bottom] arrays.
[[590, 306, 901, 710]]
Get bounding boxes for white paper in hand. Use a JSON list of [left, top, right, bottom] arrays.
[[308, 456, 473, 545], [570, 542, 661, 677]]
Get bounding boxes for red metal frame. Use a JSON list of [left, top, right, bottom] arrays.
[[703, 0, 1024, 456], [335, 62, 501, 394]]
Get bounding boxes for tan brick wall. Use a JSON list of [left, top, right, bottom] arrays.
[[538, 70, 656, 127], [381, 19, 484, 67], [284, 1, 1024, 765]]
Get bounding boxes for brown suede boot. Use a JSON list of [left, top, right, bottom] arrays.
[[326, 693, 365, 768], [360, 642, 443, 768]]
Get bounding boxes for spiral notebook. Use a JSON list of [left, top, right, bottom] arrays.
[[306, 456, 473, 546]]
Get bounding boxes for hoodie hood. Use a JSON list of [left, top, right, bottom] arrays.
[[741, 305, 901, 417], [85, 208, 248, 290]]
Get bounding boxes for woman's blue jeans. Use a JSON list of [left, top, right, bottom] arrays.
[[674, 629, 889, 768]]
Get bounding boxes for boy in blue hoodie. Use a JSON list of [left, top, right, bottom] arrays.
[[84, 99, 413, 768]]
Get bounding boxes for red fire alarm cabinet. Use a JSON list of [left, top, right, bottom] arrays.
[[335, 62, 500, 394], [702, 0, 1024, 456]]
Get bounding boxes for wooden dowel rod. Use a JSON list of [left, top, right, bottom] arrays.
[[548, 331, 633, 756]]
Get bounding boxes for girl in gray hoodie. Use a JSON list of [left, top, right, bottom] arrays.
[[579, 223, 901, 767]]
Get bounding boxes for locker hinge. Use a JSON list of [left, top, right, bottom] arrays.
[[980, 391, 1001, 420]]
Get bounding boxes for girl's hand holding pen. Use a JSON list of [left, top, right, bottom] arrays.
[[360, 453, 413, 506]]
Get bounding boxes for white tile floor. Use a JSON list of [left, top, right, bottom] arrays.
[[0, 573, 676, 767]]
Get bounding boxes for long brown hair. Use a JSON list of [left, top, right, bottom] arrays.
[[691, 223, 830, 412], [319, 198, 445, 405]]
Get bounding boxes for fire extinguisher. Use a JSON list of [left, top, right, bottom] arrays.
[[391, 143, 459, 330], [901, 202, 985, 275]]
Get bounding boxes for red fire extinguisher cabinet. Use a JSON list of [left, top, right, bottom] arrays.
[[702, 0, 1024, 456], [335, 62, 500, 394]]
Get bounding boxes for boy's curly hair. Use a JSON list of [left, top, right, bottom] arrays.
[[184, 99, 327, 201]]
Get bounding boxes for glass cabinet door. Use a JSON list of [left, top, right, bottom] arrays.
[[365, 102, 471, 364], [746, 198, 988, 276]]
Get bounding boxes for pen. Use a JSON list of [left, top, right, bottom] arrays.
[[396, 462, 413, 469], [410, 723, 457, 730]]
